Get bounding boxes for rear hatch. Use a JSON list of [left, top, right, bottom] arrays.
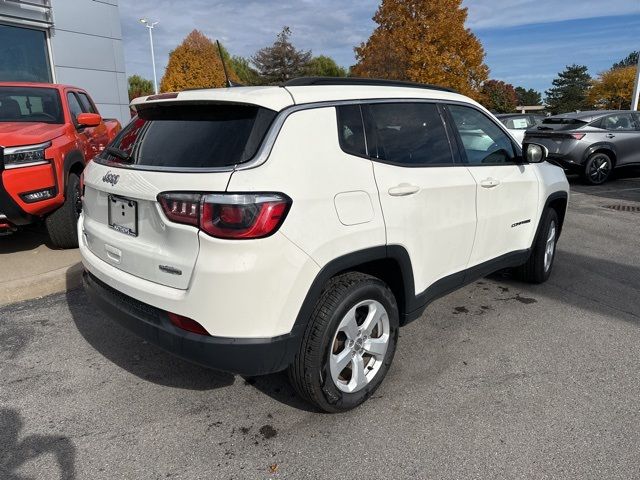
[[81, 101, 277, 289], [524, 117, 588, 155]]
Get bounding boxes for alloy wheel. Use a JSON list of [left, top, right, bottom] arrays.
[[329, 299, 390, 394], [589, 155, 611, 183], [544, 220, 556, 272]]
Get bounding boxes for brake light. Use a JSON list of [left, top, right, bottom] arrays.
[[168, 312, 211, 336], [158, 193, 201, 226], [570, 133, 586, 140], [157, 192, 291, 239]]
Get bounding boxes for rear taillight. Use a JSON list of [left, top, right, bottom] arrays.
[[157, 192, 291, 239], [158, 193, 201, 226], [168, 312, 211, 336], [570, 133, 586, 140]]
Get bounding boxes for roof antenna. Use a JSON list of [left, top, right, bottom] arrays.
[[216, 39, 234, 88]]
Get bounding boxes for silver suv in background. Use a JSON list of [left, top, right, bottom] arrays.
[[524, 110, 640, 184]]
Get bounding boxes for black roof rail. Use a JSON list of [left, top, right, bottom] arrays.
[[282, 76, 459, 94]]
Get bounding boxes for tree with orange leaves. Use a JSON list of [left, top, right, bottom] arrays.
[[159, 30, 238, 92], [588, 66, 637, 110], [351, 0, 489, 99]]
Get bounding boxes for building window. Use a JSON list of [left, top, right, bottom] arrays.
[[0, 24, 52, 82]]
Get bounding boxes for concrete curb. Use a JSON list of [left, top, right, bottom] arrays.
[[0, 262, 83, 307]]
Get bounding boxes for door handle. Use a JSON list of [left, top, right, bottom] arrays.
[[606, 133, 615, 138], [388, 183, 420, 196], [480, 178, 500, 188]]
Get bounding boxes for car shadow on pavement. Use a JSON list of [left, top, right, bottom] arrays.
[[567, 167, 640, 202], [242, 372, 320, 413], [0, 408, 76, 480], [0, 224, 56, 254], [494, 249, 640, 325], [65, 273, 234, 392]]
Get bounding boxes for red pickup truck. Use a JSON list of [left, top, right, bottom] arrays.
[[0, 82, 121, 248]]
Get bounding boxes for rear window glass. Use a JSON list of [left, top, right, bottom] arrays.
[[102, 103, 276, 168], [539, 117, 587, 131]]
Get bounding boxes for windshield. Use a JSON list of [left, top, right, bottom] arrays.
[[100, 103, 277, 169], [0, 86, 63, 124]]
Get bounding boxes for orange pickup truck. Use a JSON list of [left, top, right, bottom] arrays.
[[0, 83, 121, 248]]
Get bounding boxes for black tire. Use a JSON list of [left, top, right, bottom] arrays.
[[582, 152, 613, 185], [46, 172, 81, 249], [288, 272, 399, 413], [516, 208, 559, 284]]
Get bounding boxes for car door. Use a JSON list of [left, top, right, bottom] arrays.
[[65, 91, 94, 161], [362, 101, 478, 297], [77, 91, 110, 154], [445, 103, 539, 267], [600, 113, 640, 166]]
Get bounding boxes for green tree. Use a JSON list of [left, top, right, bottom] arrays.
[[481, 80, 517, 113], [229, 56, 262, 85], [514, 86, 542, 106], [305, 55, 347, 77], [612, 51, 638, 70], [545, 64, 591, 114], [351, 0, 489, 99], [159, 30, 238, 92], [127, 75, 154, 101], [252, 27, 312, 84]]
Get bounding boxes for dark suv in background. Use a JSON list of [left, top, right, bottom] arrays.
[[524, 110, 640, 184]]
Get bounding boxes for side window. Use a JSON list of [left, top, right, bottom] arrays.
[[66, 92, 83, 125], [77, 92, 97, 114], [602, 113, 637, 131], [336, 105, 367, 157], [448, 105, 516, 165], [366, 102, 453, 166]]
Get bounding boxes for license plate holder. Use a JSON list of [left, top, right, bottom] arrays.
[[108, 195, 138, 237]]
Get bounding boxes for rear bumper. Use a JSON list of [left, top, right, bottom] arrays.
[[547, 155, 583, 171], [83, 271, 298, 376]]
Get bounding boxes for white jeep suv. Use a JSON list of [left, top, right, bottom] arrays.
[[80, 78, 569, 412]]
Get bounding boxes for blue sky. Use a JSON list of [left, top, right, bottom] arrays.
[[119, 0, 640, 96]]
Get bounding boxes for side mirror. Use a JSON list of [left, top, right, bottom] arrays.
[[77, 113, 102, 128], [523, 142, 548, 163]]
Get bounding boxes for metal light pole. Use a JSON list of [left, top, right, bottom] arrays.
[[632, 60, 640, 111], [140, 18, 159, 94]]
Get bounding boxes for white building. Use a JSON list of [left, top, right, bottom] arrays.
[[0, 0, 130, 124]]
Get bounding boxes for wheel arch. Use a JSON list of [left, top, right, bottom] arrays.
[[538, 191, 568, 242], [290, 246, 415, 342], [584, 144, 617, 167], [63, 149, 86, 188]]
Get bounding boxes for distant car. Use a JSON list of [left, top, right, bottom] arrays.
[[0, 83, 121, 246], [495, 113, 545, 144], [524, 110, 640, 185]]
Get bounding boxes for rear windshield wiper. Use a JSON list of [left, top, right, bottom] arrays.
[[105, 146, 132, 163]]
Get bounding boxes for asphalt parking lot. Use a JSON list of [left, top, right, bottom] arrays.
[[1, 170, 639, 480]]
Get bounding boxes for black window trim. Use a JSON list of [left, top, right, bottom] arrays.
[[442, 103, 525, 167], [66, 91, 85, 129]]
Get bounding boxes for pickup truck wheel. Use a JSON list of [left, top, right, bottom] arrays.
[[583, 152, 612, 185], [46, 172, 81, 249], [288, 272, 399, 413], [516, 208, 559, 284]]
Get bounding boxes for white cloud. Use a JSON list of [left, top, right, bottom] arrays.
[[464, 0, 640, 29]]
